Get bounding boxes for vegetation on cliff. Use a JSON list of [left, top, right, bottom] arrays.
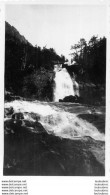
[[5, 21, 65, 100], [70, 36, 106, 85]]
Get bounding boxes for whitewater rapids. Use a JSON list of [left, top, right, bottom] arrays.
[[5, 100, 104, 141]]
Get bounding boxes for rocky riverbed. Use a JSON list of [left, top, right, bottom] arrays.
[[4, 100, 105, 176]]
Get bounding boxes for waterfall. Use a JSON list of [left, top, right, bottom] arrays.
[[54, 65, 79, 102]]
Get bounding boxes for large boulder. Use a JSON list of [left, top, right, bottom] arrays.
[[63, 95, 76, 102], [59, 95, 83, 103], [4, 117, 46, 135], [12, 112, 24, 120], [11, 112, 40, 121], [4, 107, 14, 117]]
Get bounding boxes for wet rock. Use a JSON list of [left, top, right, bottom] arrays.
[[78, 113, 105, 134], [59, 95, 83, 103], [4, 119, 23, 135], [4, 107, 14, 117], [12, 112, 24, 120], [22, 120, 35, 128], [4, 117, 46, 136], [22, 120, 46, 134], [34, 121, 46, 133], [23, 112, 40, 121], [11, 112, 40, 121], [28, 112, 40, 121], [4, 119, 14, 134], [5, 118, 22, 128]]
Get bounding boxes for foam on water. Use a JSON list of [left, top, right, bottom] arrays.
[[5, 100, 104, 141], [40, 111, 104, 141], [5, 100, 56, 116]]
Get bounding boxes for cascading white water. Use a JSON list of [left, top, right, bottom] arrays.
[[72, 76, 80, 97], [5, 100, 104, 141], [54, 65, 79, 102]]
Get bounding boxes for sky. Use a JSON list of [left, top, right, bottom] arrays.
[[6, 4, 107, 60]]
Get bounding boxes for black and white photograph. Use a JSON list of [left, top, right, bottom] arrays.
[[4, 3, 106, 176]]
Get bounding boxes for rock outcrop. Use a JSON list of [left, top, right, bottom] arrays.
[[59, 95, 83, 103]]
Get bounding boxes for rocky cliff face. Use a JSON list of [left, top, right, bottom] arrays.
[[60, 64, 105, 105]]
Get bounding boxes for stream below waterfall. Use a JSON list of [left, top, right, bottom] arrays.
[[4, 100, 105, 176]]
